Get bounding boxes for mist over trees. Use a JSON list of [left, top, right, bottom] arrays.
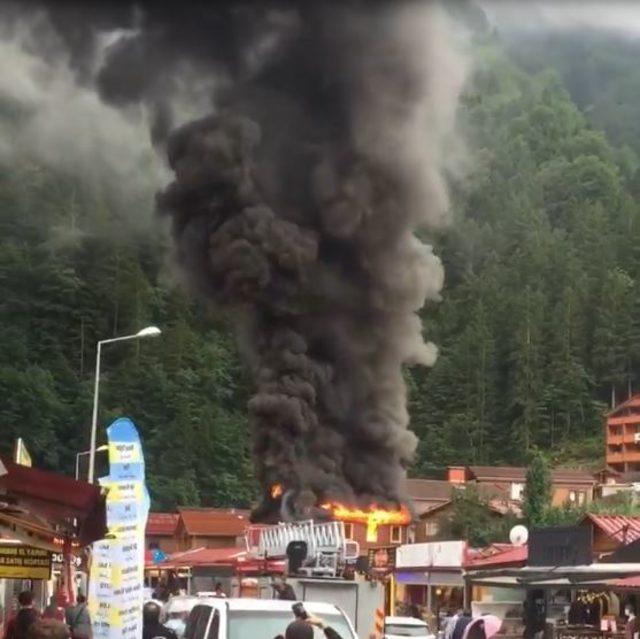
[[2, 4, 640, 508]]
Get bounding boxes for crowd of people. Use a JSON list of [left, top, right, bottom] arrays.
[[2, 591, 91, 639]]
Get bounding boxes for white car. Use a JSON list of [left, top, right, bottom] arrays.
[[384, 616, 435, 639], [183, 597, 358, 639], [162, 595, 200, 638]]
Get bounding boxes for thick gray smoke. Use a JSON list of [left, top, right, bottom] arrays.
[[21, 0, 466, 515]]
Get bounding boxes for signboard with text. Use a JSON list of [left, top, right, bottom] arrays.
[[396, 540, 466, 570], [0, 544, 52, 580], [367, 546, 396, 575], [88, 418, 149, 639]]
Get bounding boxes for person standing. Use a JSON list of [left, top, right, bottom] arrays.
[[42, 599, 64, 624], [64, 596, 91, 639], [5, 591, 40, 639], [213, 583, 226, 599], [273, 578, 297, 601], [142, 602, 177, 639]]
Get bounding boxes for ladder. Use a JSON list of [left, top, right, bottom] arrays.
[[245, 520, 360, 577]]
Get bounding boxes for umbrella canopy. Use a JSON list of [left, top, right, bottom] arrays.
[[462, 616, 503, 639], [482, 615, 503, 639]]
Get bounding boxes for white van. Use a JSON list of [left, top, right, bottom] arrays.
[[183, 598, 357, 639], [384, 616, 436, 639]]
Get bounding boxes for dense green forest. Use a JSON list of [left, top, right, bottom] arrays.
[[3, 14, 640, 509]]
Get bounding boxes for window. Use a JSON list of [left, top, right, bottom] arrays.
[[390, 526, 402, 544], [569, 491, 576, 502], [424, 521, 439, 537], [184, 605, 212, 639], [577, 491, 586, 506], [344, 523, 354, 539], [227, 610, 353, 639], [207, 611, 220, 639], [510, 483, 524, 500]]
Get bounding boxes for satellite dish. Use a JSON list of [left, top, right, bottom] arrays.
[[510, 524, 529, 546]]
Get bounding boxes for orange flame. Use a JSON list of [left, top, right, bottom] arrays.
[[321, 502, 410, 542], [270, 484, 284, 499]]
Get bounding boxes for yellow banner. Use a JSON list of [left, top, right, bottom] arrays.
[[0, 544, 52, 580]]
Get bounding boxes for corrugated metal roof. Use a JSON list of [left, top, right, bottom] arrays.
[[146, 512, 179, 536], [465, 544, 527, 568], [155, 546, 245, 569], [587, 514, 640, 544]]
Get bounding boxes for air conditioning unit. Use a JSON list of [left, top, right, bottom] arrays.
[[633, 433, 640, 444]]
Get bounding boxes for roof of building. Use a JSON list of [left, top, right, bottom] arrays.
[[585, 514, 640, 544], [147, 512, 179, 536], [0, 455, 106, 545], [468, 466, 595, 484], [609, 395, 640, 418], [586, 515, 640, 543], [149, 546, 246, 569], [465, 544, 528, 568], [178, 508, 249, 537], [404, 478, 452, 502]]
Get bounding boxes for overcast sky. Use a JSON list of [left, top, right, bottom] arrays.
[[481, 1, 640, 37]]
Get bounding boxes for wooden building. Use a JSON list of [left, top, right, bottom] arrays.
[[606, 395, 640, 472], [175, 508, 249, 551]]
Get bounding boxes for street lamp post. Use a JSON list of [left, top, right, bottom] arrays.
[[87, 326, 161, 483]]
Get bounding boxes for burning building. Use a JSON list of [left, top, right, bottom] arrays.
[[29, 0, 466, 519]]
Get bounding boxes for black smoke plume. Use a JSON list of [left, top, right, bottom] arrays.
[[21, 0, 466, 517]]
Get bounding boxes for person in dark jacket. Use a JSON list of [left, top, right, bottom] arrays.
[[142, 602, 177, 639], [5, 591, 40, 639], [452, 611, 473, 639], [467, 619, 487, 639], [274, 578, 297, 601], [285, 615, 342, 639]]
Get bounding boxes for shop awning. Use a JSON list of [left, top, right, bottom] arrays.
[[466, 563, 640, 588], [0, 456, 106, 545], [147, 547, 245, 570], [146, 547, 286, 574], [602, 575, 640, 590]]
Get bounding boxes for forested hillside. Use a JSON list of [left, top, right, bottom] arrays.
[[2, 18, 640, 508]]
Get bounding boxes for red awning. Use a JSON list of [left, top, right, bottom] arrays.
[[0, 456, 106, 545], [149, 547, 245, 570], [606, 575, 640, 590]]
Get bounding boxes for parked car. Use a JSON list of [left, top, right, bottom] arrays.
[[384, 616, 436, 639], [183, 598, 357, 639], [162, 595, 200, 638]]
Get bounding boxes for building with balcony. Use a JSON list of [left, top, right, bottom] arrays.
[[606, 395, 640, 472]]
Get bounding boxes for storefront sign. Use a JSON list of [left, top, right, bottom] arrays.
[[396, 541, 466, 569], [52, 553, 83, 568], [529, 526, 592, 566], [0, 544, 52, 579], [368, 546, 396, 574]]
